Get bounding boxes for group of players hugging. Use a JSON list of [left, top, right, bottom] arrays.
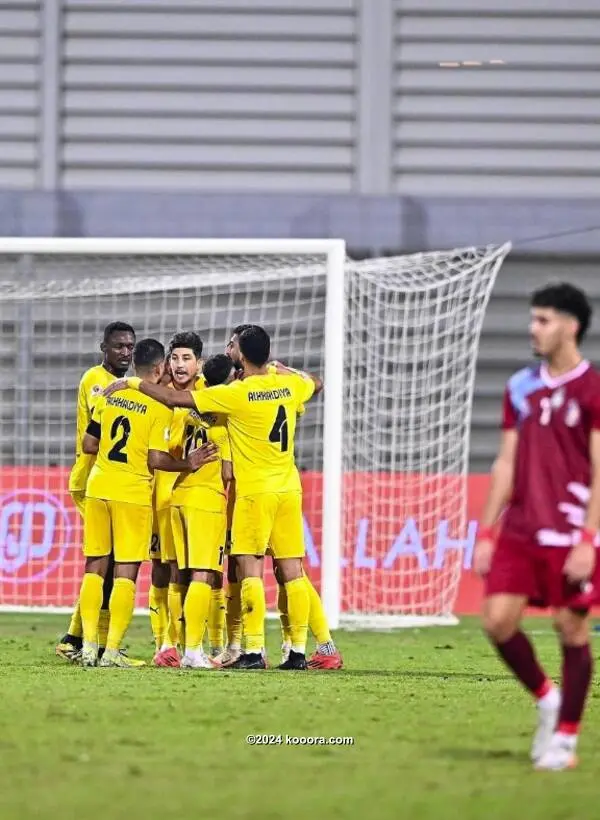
[[55, 322, 343, 674], [54, 279, 600, 770]]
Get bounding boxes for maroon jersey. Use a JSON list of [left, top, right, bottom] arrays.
[[501, 359, 600, 546]]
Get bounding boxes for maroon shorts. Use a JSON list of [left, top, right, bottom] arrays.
[[485, 532, 600, 610]]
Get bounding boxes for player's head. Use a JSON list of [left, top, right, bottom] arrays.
[[530, 283, 592, 357], [238, 325, 270, 368], [133, 338, 165, 382], [101, 321, 136, 376], [168, 331, 203, 388], [226, 323, 252, 369], [203, 354, 236, 387]]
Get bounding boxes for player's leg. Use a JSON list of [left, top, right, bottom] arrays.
[[150, 559, 170, 652], [97, 552, 115, 658], [271, 493, 311, 670], [99, 501, 151, 668], [208, 571, 226, 659], [56, 490, 86, 660], [483, 534, 559, 761], [272, 558, 292, 663], [534, 606, 591, 770], [78, 497, 112, 667], [212, 555, 242, 668], [228, 495, 270, 670], [154, 509, 187, 666], [178, 507, 225, 668], [273, 557, 342, 669], [304, 571, 342, 670], [148, 515, 170, 653]]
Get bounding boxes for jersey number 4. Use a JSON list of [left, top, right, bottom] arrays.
[[108, 415, 131, 463], [269, 405, 289, 452]]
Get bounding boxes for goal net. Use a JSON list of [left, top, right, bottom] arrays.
[[0, 238, 510, 628]]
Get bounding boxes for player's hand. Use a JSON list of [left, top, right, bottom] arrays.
[[187, 442, 218, 470], [473, 538, 494, 578], [564, 542, 596, 585], [103, 378, 128, 397]]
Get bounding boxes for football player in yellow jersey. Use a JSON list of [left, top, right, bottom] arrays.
[[106, 325, 321, 670], [56, 321, 136, 662], [78, 338, 217, 668], [169, 353, 236, 668], [150, 332, 203, 667], [219, 325, 342, 670]]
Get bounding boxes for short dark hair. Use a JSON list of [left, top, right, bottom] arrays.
[[168, 331, 203, 359], [103, 321, 135, 342], [203, 354, 234, 386], [233, 324, 252, 337], [531, 283, 592, 343], [133, 338, 165, 371], [239, 325, 270, 367]]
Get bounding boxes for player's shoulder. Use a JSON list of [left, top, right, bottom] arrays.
[[80, 364, 111, 395], [506, 363, 542, 391]]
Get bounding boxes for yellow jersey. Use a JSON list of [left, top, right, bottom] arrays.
[[68, 364, 117, 494], [153, 406, 188, 512], [86, 388, 172, 506], [190, 372, 315, 497], [171, 378, 232, 512]]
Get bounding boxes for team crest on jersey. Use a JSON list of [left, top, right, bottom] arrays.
[[565, 399, 581, 428], [90, 384, 103, 396]]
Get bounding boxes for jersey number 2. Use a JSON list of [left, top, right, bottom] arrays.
[[108, 415, 131, 463], [269, 405, 288, 452]]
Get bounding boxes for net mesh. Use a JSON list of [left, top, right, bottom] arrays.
[[0, 243, 510, 623], [342, 245, 509, 623]]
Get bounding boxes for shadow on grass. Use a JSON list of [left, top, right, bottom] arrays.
[[438, 746, 529, 762]]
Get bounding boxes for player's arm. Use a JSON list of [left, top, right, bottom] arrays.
[[103, 377, 195, 409], [148, 443, 218, 473], [564, 427, 600, 584], [225, 475, 236, 550], [82, 401, 103, 455], [272, 361, 323, 396]]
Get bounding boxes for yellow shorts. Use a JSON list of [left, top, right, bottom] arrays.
[[231, 492, 305, 559], [171, 506, 226, 572], [70, 490, 86, 519], [84, 497, 152, 563], [150, 507, 176, 562]]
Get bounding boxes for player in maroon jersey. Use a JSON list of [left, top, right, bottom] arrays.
[[474, 282, 600, 771]]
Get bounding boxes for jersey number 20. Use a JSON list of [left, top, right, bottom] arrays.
[[269, 405, 289, 452], [108, 415, 131, 463]]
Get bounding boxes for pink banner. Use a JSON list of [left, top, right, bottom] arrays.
[[0, 467, 490, 613]]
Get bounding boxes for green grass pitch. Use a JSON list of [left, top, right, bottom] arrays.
[[1, 614, 599, 820]]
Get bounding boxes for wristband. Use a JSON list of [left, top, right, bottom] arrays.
[[580, 527, 597, 544], [127, 377, 142, 390], [477, 525, 494, 541]]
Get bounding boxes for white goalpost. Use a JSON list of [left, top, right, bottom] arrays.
[[0, 237, 511, 629]]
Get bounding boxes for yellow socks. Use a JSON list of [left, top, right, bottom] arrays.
[[284, 577, 309, 655], [241, 577, 266, 654], [166, 583, 186, 649], [305, 575, 333, 645], [208, 587, 226, 652], [67, 598, 83, 639], [106, 578, 136, 652], [98, 608, 110, 649], [277, 584, 292, 645], [149, 585, 169, 650], [184, 581, 212, 652], [79, 573, 104, 646], [225, 581, 242, 649]]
